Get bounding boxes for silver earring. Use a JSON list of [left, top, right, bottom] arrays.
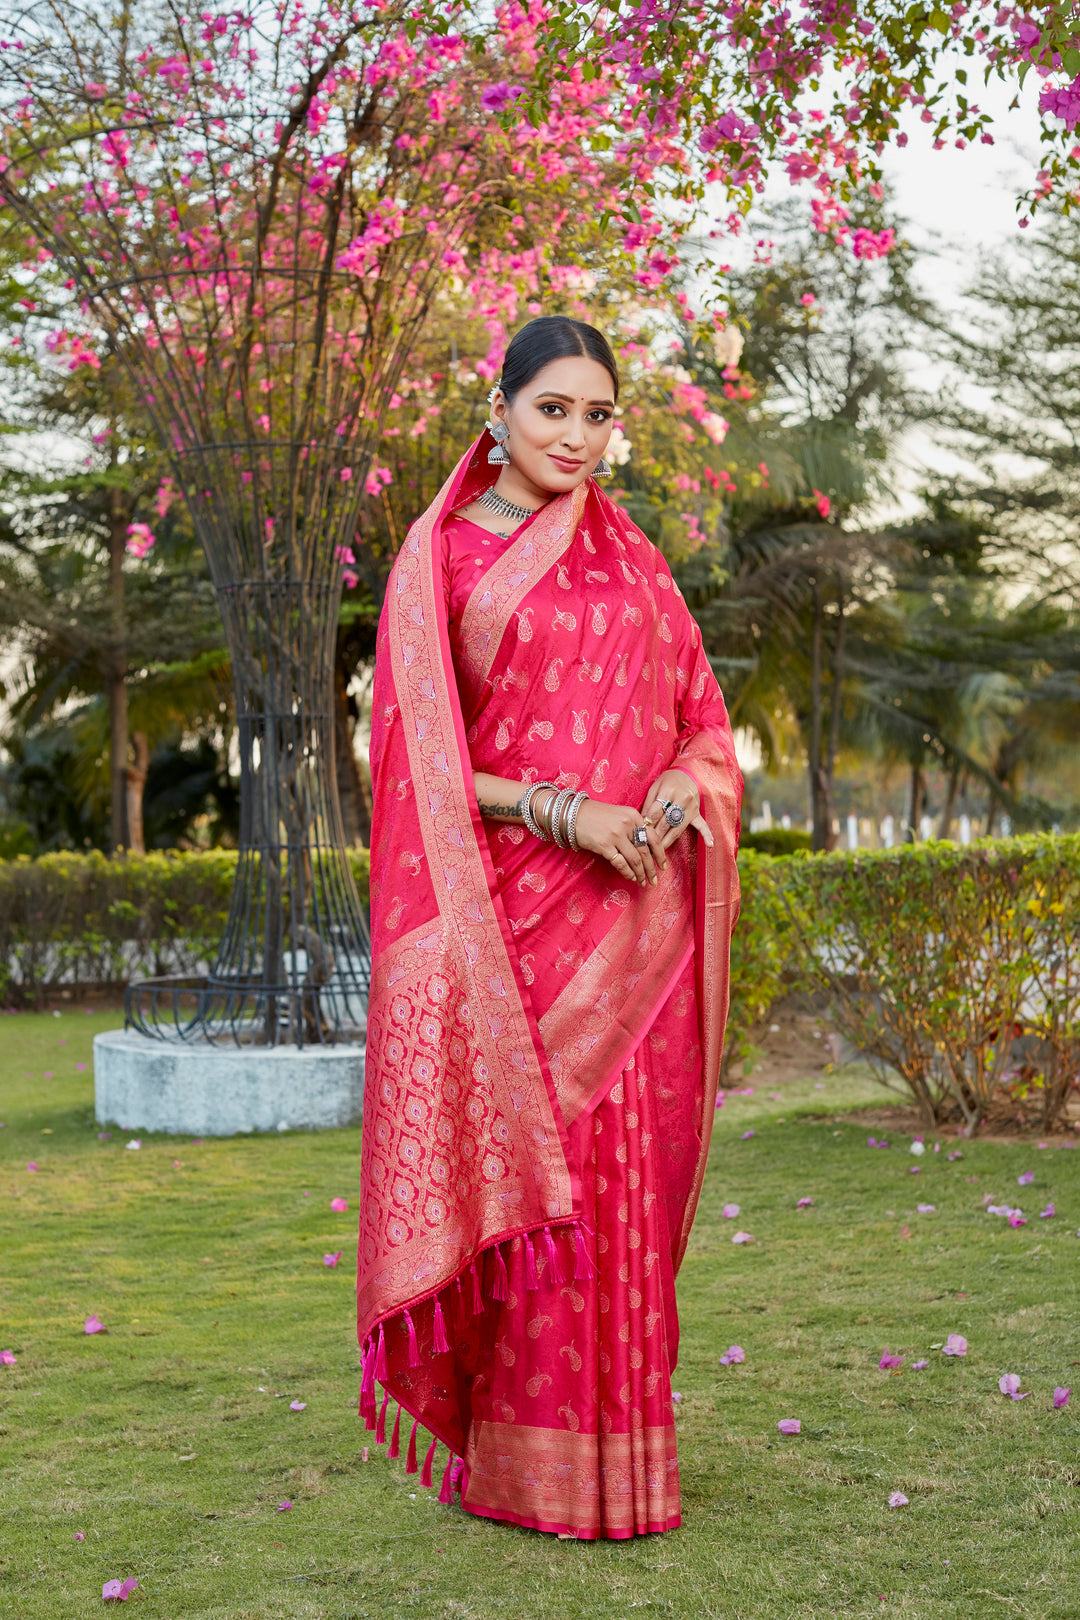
[[592, 457, 613, 479], [487, 419, 510, 466]]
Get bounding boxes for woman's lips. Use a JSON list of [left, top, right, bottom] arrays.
[[548, 454, 585, 470]]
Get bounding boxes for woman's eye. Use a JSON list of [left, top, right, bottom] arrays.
[[539, 403, 565, 417]]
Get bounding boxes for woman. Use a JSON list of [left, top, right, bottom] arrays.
[[357, 316, 742, 1539]]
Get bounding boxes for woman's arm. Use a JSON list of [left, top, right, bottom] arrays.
[[472, 770, 658, 888], [473, 771, 528, 823]]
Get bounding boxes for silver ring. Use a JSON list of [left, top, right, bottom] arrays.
[[632, 825, 649, 847], [660, 799, 685, 828]]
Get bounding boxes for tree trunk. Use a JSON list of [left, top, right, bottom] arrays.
[[938, 760, 961, 840], [808, 581, 833, 852], [905, 763, 923, 841], [107, 484, 129, 852], [333, 661, 366, 847], [823, 587, 846, 849], [125, 730, 149, 855]]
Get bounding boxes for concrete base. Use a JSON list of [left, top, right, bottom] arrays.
[[93, 1028, 366, 1136]]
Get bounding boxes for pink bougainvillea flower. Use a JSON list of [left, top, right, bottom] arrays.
[[289, 1399, 306, 1411], [1040, 1203, 1056, 1219], [900, 1225, 911, 1237], [947, 1150, 962, 1161], [942, 1334, 967, 1357], [84, 1316, 105, 1334], [672, 1390, 683, 1404], [917, 1203, 936, 1213], [330, 1197, 348, 1212], [323, 1252, 343, 1267], [911, 1360, 929, 1370], [888, 1491, 909, 1507], [102, 1577, 138, 1600], [1008, 1211, 1028, 1228], [480, 81, 525, 114], [721, 1203, 740, 1218], [1037, 1141, 1049, 1150], [878, 1351, 903, 1370], [1017, 1171, 1034, 1185], [0, 1350, 16, 1365], [908, 1166, 921, 1175], [74, 1531, 84, 1540], [97, 1132, 110, 1140], [276, 1501, 293, 1512], [796, 1197, 813, 1208], [776, 1418, 801, 1435], [999, 1373, 1029, 1400], [76, 1062, 87, 1072], [1053, 1386, 1070, 1408], [26, 1161, 39, 1171], [731, 1231, 754, 1244], [740, 1130, 755, 1140], [867, 1136, 878, 1148], [719, 1345, 745, 1365]]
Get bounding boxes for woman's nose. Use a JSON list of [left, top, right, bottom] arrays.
[[560, 417, 587, 449]]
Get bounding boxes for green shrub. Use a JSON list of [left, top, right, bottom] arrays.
[[772, 834, 1080, 1130], [724, 850, 796, 1076], [0, 849, 371, 1006], [739, 826, 813, 856]]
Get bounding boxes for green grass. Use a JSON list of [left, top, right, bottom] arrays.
[[2, 1009, 1079, 1618]]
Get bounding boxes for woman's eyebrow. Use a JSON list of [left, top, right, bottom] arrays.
[[534, 390, 615, 407]]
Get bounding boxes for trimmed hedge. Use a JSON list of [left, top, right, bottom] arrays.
[[0, 849, 371, 1005]]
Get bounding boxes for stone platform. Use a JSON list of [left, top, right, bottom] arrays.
[[93, 1028, 366, 1136]]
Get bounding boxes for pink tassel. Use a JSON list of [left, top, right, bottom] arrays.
[[388, 1404, 401, 1460], [492, 1244, 509, 1301], [405, 1419, 419, 1475], [438, 1452, 456, 1504], [432, 1296, 450, 1354], [450, 1457, 464, 1493], [404, 1308, 420, 1367], [471, 1261, 484, 1315], [376, 1389, 389, 1446], [455, 1276, 467, 1331], [574, 1223, 596, 1279], [543, 1224, 567, 1284], [420, 1436, 437, 1488], [374, 1322, 388, 1381], [363, 1398, 377, 1433], [524, 1231, 539, 1290], [360, 1336, 375, 1401]]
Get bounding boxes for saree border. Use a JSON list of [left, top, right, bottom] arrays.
[[457, 480, 589, 694]]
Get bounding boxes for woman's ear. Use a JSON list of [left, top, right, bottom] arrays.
[[489, 388, 509, 426]]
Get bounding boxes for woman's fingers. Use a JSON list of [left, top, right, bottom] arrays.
[[691, 812, 714, 848]]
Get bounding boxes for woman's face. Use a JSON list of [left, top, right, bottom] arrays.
[[490, 355, 615, 497]]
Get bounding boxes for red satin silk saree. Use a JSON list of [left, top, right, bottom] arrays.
[[358, 432, 742, 1538]]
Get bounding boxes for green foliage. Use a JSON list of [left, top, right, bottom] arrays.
[[740, 826, 812, 856], [0, 850, 371, 1005], [770, 835, 1080, 1130], [725, 849, 795, 1076]]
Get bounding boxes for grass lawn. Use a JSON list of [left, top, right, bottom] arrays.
[[2, 1009, 1079, 1619]]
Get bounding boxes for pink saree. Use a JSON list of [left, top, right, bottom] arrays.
[[357, 431, 742, 1538]]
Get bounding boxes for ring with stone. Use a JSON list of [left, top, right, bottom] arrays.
[[632, 825, 650, 847], [660, 798, 685, 828]]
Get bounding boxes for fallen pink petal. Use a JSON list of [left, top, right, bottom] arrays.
[[672, 1390, 683, 1404], [942, 1334, 968, 1357], [908, 1166, 921, 1174], [330, 1197, 348, 1212], [102, 1577, 138, 1601], [796, 1197, 813, 1208], [1008, 1211, 1028, 1228], [888, 1491, 909, 1507], [323, 1252, 343, 1267], [1039, 1203, 1055, 1219], [74, 1531, 84, 1541], [878, 1351, 903, 1370], [731, 1231, 754, 1244], [740, 1130, 755, 1140], [917, 1203, 936, 1213], [289, 1399, 307, 1410], [0, 1351, 16, 1365], [999, 1373, 1029, 1401], [84, 1316, 105, 1334], [1053, 1387, 1071, 1408], [947, 1150, 962, 1161], [26, 1161, 38, 1172], [719, 1345, 745, 1365], [721, 1203, 740, 1218], [911, 1360, 929, 1370], [276, 1501, 293, 1511], [1017, 1170, 1034, 1185], [777, 1418, 801, 1435]]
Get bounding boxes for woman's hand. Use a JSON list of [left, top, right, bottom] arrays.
[[641, 769, 713, 868], [573, 798, 662, 888]]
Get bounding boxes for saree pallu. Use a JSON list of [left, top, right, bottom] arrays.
[[358, 431, 742, 1538]]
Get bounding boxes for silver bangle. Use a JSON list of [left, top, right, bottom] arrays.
[[566, 791, 589, 852], [549, 789, 575, 849], [521, 780, 557, 842]]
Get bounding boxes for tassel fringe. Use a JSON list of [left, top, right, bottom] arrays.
[[388, 1404, 401, 1460], [524, 1231, 539, 1290], [574, 1223, 596, 1279], [438, 1452, 456, 1504], [543, 1224, 567, 1284], [376, 1389, 389, 1446], [404, 1308, 420, 1367], [405, 1418, 419, 1475], [420, 1436, 438, 1488], [492, 1244, 509, 1301], [455, 1276, 467, 1331], [470, 1261, 484, 1315], [433, 1296, 451, 1354], [374, 1322, 388, 1381]]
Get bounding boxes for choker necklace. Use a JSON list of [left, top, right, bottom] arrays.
[[477, 486, 541, 526]]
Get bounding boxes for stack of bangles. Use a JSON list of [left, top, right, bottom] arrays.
[[520, 780, 589, 852]]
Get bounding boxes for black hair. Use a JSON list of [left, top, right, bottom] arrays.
[[499, 315, 619, 405]]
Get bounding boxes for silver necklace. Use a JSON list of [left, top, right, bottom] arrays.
[[477, 486, 541, 526]]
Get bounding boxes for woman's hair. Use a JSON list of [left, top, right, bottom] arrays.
[[499, 316, 619, 405]]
